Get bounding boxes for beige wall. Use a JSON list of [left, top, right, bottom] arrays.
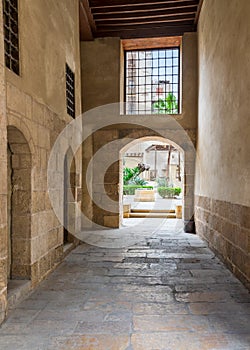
[[0, 0, 82, 323], [81, 34, 198, 130], [0, 0, 7, 325], [80, 35, 198, 228], [195, 0, 250, 206], [195, 0, 250, 287], [7, 0, 81, 118], [81, 37, 121, 112]]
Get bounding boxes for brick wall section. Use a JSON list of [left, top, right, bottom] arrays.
[[195, 195, 250, 289], [0, 0, 7, 324]]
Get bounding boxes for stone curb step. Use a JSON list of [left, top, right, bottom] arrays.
[[131, 209, 175, 214], [127, 212, 177, 219]]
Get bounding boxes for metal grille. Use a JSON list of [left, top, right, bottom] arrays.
[[125, 48, 180, 115], [66, 64, 75, 118], [3, 0, 19, 75]]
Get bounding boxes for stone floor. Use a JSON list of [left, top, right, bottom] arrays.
[[0, 220, 250, 349]]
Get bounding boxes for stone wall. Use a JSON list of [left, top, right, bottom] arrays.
[[81, 34, 198, 228], [195, 196, 250, 288], [0, 0, 7, 325], [0, 0, 82, 323], [195, 0, 250, 287]]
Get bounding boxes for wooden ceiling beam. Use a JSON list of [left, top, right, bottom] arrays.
[[94, 7, 198, 20], [91, 1, 198, 14], [95, 24, 196, 39], [89, 0, 198, 8], [96, 18, 195, 29], [95, 12, 196, 23]]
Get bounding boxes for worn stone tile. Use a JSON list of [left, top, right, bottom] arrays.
[[0, 220, 249, 349], [132, 332, 250, 350], [48, 334, 130, 350], [74, 319, 132, 335], [133, 302, 188, 315], [5, 308, 40, 323], [133, 315, 213, 332], [188, 302, 250, 315], [175, 291, 232, 303]]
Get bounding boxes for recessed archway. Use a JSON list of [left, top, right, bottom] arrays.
[[7, 126, 32, 283], [120, 136, 185, 227], [64, 148, 77, 244]]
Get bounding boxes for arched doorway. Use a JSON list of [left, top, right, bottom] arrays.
[[7, 126, 31, 284], [120, 136, 185, 227], [64, 149, 76, 244]]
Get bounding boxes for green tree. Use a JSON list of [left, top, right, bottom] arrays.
[[153, 92, 178, 114]]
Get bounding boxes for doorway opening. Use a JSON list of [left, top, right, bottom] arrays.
[[63, 149, 76, 245], [7, 126, 31, 298], [120, 137, 184, 227]]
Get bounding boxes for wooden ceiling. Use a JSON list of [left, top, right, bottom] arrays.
[[79, 0, 204, 40]]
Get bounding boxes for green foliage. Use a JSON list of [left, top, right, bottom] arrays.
[[174, 187, 182, 196], [123, 166, 140, 185], [123, 166, 148, 186], [153, 92, 178, 114], [123, 185, 153, 195], [132, 176, 148, 186], [157, 186, 182, 198], [157, 177, 169, 187]]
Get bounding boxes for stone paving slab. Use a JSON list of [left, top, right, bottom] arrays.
[[0, 219, 249, 349]]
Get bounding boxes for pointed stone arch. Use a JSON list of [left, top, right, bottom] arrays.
[[7, 126, 32, 281]]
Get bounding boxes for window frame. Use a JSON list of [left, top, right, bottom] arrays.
[[3, 0, 20, 75], [121, 37, 182, 116], [65, 63, 76, 119]]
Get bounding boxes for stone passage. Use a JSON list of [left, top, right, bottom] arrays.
[[0, 220, 249, 350]]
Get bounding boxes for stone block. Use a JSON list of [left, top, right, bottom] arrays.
[[104, 215, 119, 228], [0, 257, 7, 289], [32, 191, 45, 213], [19, 154, 31, 169], [7, 83, 26, 116], [12, 191, 31, 214], [32, 101, 44, 125], [0, 225, 7, 257], [12, 238, 31, 265], [0, 195, 7, 226], [47, 229, 58, 250], [38, 125, 50, 149], [12, 215, 31, 239], [11, 263, 31, 279]]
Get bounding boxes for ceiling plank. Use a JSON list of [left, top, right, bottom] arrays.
[[91, 1, 198, 14], [95, 23, 196, 39], [90, 0, 198, 8], [94, 6, 197, 20], [95, 12, 196, 23], [96, 18, 195, 29]]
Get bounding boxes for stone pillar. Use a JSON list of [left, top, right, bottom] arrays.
[[0, 0, 8, 324]]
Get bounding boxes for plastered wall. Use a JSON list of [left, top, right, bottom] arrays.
[[0, 0, 7, 325], [0, 0, 82, 322], [80, 34, 198, 228], [195, 0, 250, 287]]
